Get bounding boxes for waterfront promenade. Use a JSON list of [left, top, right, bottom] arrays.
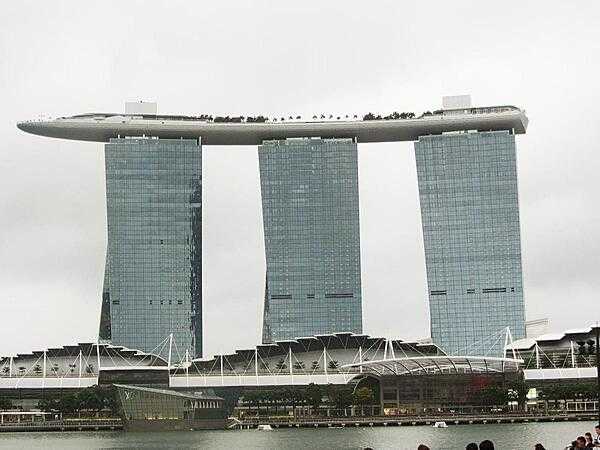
[[1, 412, 597, 433], [0, 418, 122, 432], [232, 412, 600, 429]]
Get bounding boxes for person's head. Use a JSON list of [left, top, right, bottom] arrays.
[[466, 444, 478, 450], [417, 445, 430, 450], [576, 436, 586, 448], [596, 424, 600, 435], [534, 444, 546, 450], [585, 432, 592, 443], [479, 440, 495, 450]]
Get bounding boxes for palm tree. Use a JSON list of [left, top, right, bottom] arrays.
[[327, 360, 340, 370], [293, 361, 305, 371], [275, 360, 286, 371], [311, 361, 320, 371], [33, 364, 42, 375]]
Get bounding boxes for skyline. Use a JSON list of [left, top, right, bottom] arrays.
[[1, 1, 599, 359]]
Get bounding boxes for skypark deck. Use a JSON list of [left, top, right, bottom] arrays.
[[17, 105, 528, 145]]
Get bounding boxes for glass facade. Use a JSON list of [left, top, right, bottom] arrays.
[[415, 131, 526, 356], [116, 385, 224, 422], [258, 138, 362, 343], [98, 138, 202, 358]]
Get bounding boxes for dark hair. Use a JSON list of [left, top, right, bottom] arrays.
[[577, 436, 586, 442], [534, 444, 546, 450], [596, 424, 600, 429], [417, 446, 430, 450], [479, 441, 495, 450], [466, 444, 478, 450]]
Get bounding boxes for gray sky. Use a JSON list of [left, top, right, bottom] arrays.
[[1, 1, 599, 358]]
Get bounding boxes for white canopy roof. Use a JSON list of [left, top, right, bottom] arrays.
[[342, 355, 523, 376]]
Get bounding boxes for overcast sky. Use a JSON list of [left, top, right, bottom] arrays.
[[1, 1, 599, 358]]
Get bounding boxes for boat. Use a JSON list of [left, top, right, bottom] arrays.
[[432, 421, 448, 428], [257, 424, 273, 431]]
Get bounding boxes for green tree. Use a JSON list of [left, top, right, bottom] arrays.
[[37, 396, 58, 412], [78, 387, 103, 413], [353, 387, 375, 416], [305, 383, 322, 415], [327, 385, 353, 415], [0, 397, 13, 410], [58, 393, 79, 415], [507, 380, 529, 409], [476, 386, 507, 406], [275, 360, 286, 371]]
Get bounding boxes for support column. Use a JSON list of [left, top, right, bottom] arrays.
[[167, 333, 173, 368], [96, 342, 102, 378], [78, 349, 82, 388], [358, 346, 363, 374], [185, 349, 190, 388], [220, 355, 224, 386], [323, 347, 329, 383], [43, 350, 47, 388], [255, 348, 259, 384], [289, 347, 293, 384]]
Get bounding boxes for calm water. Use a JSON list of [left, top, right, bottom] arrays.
[[0, 421, 593, 450]]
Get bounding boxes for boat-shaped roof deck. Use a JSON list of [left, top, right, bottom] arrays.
[[17, 105, 528, 145]]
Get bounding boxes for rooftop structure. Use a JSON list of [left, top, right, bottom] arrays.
[[505, 325, 600, 382], [17, 105, 528, 144]]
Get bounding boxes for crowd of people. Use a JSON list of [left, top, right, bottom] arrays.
[[408, 424, 600, 449], [563, 424, 600, 448]]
